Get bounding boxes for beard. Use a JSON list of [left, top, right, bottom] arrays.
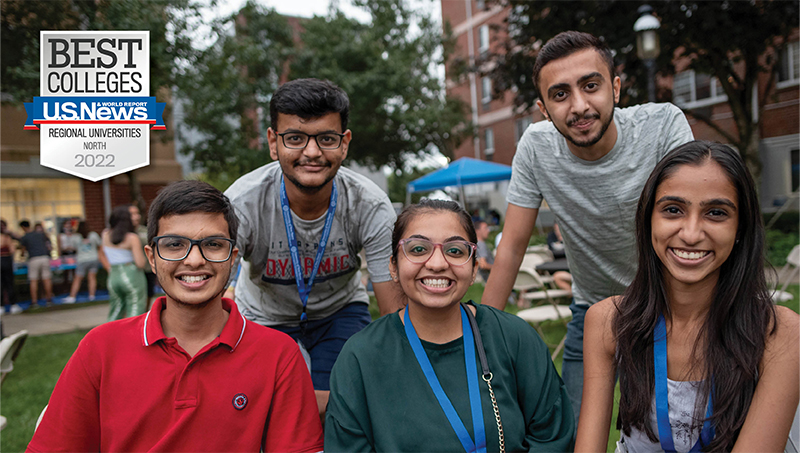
[[285, 159, 337, 194], [548, 102, 616, 149]]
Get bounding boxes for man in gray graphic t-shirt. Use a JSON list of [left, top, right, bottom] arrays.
[[481, 31, 694, 425], [225, 78, 403, 418]]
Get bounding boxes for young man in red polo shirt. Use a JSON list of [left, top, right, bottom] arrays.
[[28, 180, 323, 452]]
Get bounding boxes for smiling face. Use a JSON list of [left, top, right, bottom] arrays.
[[536, 49, 621, 158], [651, 160, 739, 292], [389, 211, 478, 312], [268, 112, 351, 194], [146, 212, 238, 309]]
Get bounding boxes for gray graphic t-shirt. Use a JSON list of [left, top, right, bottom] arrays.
[[225, 162, 396, 326]]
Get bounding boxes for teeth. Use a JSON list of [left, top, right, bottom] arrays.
[[672, 249, 709, 260], [180, 275, 208, 283], [422, 278, 451, 288]]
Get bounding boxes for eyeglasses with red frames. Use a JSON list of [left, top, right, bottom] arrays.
[[398, 238, 476, 266]]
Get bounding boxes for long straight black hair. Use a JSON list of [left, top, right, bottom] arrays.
[[614, 140, 776, 451], [108, 205, 134, 245]]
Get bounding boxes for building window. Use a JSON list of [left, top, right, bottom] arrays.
[[792, 149, 799, 192], [478, 25, 489, 55], [481, 77, 492, 110], [673, 70, 727, 108], [515, 116, 532, 144], [476, 0, 485, 11], [484, 128, 494, 160], [779, 42, 800, 86]]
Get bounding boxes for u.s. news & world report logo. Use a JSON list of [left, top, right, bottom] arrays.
[[24, 31, 165, 182]]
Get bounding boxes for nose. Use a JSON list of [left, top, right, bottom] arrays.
[[678, 214, 704, 245], [302, 137, 323, 158], [183, 243, 207, 266], [425, 245, 450, 270], [570, 91, 589, 115]]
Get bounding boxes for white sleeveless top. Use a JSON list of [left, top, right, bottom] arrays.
[[620, 379, 708, 453]]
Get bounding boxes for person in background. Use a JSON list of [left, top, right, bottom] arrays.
[[58, 220, 79, 258], [474, 219, 494, 282], [325, 200, 574, 451], [19, 220, 53, 307], [575, 141, 799, 452], [130, 203, 158, 308], [100, 206, 147, 321], [28, 180, 323, 452], [64, 221, 102, 303], [1, 219, 19, 313], [547, 223, 573, 294]]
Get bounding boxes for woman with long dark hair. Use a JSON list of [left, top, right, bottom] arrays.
[[325, 199, 574, 452], [575, 141, 799, 452], [101, 205, 147, 321]]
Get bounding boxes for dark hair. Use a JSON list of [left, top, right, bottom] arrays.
[[614, 140, 775, 451], [147, 180, 239, 244], [269, 78, 349, 132], [77, 221, 90, 239], [19, 220, 30, 229], [391, 199, 478, 264], [109, 206, 134, 245], [532, 31, 615, 101]]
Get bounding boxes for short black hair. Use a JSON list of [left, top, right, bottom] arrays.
[[533, 31, 615, 101], [147, 180, 239, 245], [269, 78, 349, 132], [19, 220, 30, 229]]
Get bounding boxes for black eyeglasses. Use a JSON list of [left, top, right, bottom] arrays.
[[277, 132, 345, 150], [398, 238, 476, 266], [152, 235, 235, 263]]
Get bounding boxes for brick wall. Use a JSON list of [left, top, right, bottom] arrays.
[[81, 181, 168, 232]]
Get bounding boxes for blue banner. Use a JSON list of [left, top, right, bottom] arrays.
[[24, 96, 166, 130]]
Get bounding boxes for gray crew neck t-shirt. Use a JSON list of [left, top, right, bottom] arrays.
[[225, 162, 396, 326], [506, 103, 693, 307]]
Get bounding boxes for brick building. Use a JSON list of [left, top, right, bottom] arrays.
[[441, 0, 799, 211]]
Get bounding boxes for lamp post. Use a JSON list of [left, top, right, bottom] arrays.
[[634, 4, 661, 102]]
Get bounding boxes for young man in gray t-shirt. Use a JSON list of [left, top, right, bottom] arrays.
[[481, 31, 694, 425], [225, 79, 403, 417]]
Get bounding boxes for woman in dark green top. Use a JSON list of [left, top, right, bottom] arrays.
[[325, 200, 574, 452]]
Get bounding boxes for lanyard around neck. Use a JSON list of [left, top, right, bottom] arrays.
[[279, 177, 337, 322], [654, 314, 714, 453], [404, 305, 487, 453]]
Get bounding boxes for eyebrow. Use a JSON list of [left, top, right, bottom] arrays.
[[655, 196, 737, 210], [407, 234, 468, 242], [546, 72, 603, 98], [280, 128, 340, 134]]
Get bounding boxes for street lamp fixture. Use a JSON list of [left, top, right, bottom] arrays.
[[634, 4, 661, 102]]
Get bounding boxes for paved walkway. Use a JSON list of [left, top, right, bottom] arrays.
[[1, 303, 110, 337]]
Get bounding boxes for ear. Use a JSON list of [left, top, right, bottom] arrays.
[[613, 76, 621, 104], [536, 99, 550, 121], [388, 256, 398, 282], [340, 129, 352, 160], [145, 244, 157, 274], [230, 247, 239, 269], [267, 127, 279, 161]]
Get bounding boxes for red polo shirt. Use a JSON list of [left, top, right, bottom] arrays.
[[27, 297, 323, 452]]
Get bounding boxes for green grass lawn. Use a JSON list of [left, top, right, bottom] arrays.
[[2, 283, 798, 452]]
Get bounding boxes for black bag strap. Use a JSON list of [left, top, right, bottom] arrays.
[[462, 302, 491, 378]]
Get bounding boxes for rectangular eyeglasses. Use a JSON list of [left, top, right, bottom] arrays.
[[152, 235, 235, 263]]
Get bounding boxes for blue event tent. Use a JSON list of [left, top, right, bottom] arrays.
[[405, 157, 512, 205]]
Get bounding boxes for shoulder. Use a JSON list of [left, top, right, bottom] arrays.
[[585, 297, 618, 350], [764, 306, 800, 360], [336, 167, 392, 204], [475, 303, 544, 343], [224, 162, 281, 202], [337, 313, 401, 359], [78, 315, 143, 354]]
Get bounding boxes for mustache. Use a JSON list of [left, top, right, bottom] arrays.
[[294, 159, 332, 167], [566, 112, 601, 127]]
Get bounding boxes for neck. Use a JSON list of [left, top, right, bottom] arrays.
[[566, 118, 618, 161], [665, 278, 716, 326], [161, 297, 229, 357], [283, 175, 333, 220], [403, 302, 465, 344]]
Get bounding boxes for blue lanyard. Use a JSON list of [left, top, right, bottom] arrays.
[[279, 177, 337, 322], [403, 305, 486, 453], [654, 315, 715, 452]]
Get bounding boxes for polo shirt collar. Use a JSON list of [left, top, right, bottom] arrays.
[[141, 297, 247, 352]]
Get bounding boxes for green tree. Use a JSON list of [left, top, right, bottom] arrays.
[[1, 0, 205, 209], [486, 0, 799, 179], [289, 0, 472, 169], [177, 1, 295, 187], [387, 166, 436, 204]]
